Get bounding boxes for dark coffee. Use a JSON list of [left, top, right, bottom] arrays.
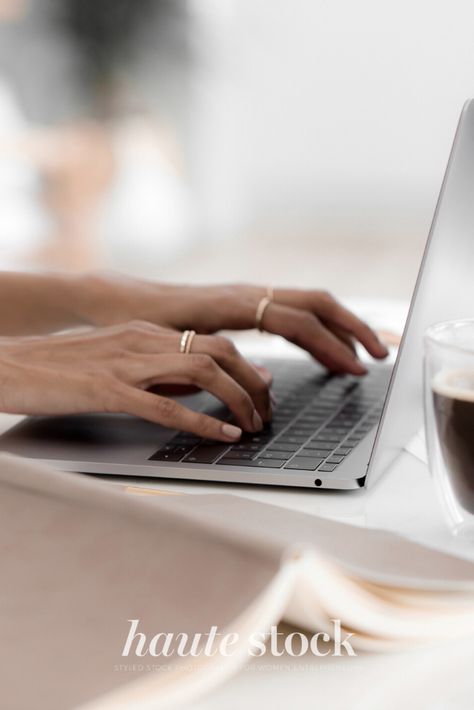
[[433, 371, 474, 513]]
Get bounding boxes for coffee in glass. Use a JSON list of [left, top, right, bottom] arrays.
[[425, 321, 474, 535]]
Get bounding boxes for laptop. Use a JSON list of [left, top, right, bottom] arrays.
[[2, 101, 474, 490]]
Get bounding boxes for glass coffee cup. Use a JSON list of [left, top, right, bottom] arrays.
[[424, 320, 474, 536]]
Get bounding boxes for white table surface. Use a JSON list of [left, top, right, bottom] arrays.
[[2, 299, 473, 710]]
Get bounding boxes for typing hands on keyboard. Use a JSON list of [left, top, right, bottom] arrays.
[[0, 274, 389, 447], [150, 361, 390, 474]]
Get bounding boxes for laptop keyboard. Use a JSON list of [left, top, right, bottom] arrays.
[[149, 361, 390, 474]]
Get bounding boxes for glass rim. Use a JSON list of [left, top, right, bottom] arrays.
[[424, 318, 474, 355]]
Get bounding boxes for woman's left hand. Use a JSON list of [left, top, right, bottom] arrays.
[[84, 274, 389, 376]]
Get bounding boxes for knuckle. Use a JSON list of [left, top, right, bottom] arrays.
[[156, 397, 178, 419], [318, 289, 335, 303], [128, 319, 151, 332], [102, 377, 127, 411], [190, 353, 216, 372], [198, 415, 220, 439], [117, 320, 150, 344], [317, 291, 337, 314], [111, 347, 134, 363], [214, 336, 237, 358]]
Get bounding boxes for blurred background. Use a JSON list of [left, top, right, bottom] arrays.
[[0, 0, 473, 301]]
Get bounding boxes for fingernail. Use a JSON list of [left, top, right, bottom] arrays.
[[252, 410, 264, 431], [259, 368, 273, 385], [376, 335, 389, 356], [222, 423, 242, 440], [353, 359, 368, 375]]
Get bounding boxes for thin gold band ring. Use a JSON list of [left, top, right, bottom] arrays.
[[180, 330, 196, 354], [255, 286, 276, 331]]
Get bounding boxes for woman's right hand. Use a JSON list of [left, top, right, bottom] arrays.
[[0, 321, 273, 443]]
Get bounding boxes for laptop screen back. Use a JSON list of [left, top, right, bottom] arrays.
[[367, 100, 474, 486]]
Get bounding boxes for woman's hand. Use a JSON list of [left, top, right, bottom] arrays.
[[0, 271, 388, 375], [0, 322, 274, 442], [84, 274, 389, 376]]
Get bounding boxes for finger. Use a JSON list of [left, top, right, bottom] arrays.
[[254, 365, 273, 385], [119, 327, 272, 421], [116, 386, 243, 442], [261, 303, 368, 375], [111, 325, 272, 424], [117, 353, 263, 432], [117, 322, 181, 353], [314, 297, 389, 359], [196, 336, 272, 422], [323, 323, 357, 355], [267, 289, 388, 359]]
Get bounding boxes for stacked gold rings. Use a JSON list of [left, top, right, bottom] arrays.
[[179, 329, 196, 354]]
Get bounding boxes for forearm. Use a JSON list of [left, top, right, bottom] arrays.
[[0, 272, 97, 335]]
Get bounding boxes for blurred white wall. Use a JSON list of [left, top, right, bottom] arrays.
[[190, 0, 474, 243], [1, 0, 473, 297]]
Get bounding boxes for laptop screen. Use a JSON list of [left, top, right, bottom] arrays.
[[368, 100, 474, 486]]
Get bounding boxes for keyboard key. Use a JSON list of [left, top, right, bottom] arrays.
[[357, 426, 374, 434], [326, 455, 344, 464], [260, 450, 294, 460], [301, 417, 327, 425], [172, 436, 201, 445], [270, 442, 300, 453], [276, 436, 308, 445], [325, 427, 351, 435], [229, 443, 262, 452], [149, 450, 185, 462], [219, 450, 254, 460], [309, 440, 335, 449], [284, 457, 325, 471], [334, 447, 352, 456], [183, 444, 230, 464], [240, 434, 273, 445], [250, 459, 286, 468], [299, 448, 332, 458], [158, 445, 193, 455], [285, 428, 317, 437], [317, 463, 337, 472]]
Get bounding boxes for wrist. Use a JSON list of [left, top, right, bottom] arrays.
[[67, 272, 121, 327], [70, 272, 158, 327]]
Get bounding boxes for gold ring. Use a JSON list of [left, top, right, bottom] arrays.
[[180, 330, 192, 353], [255, 296, 272, 332], [266, 285, 275, 300], [185, 330, 196, 354]]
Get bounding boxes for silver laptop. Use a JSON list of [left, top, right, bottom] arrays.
[[2, 101, 474, 490]]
